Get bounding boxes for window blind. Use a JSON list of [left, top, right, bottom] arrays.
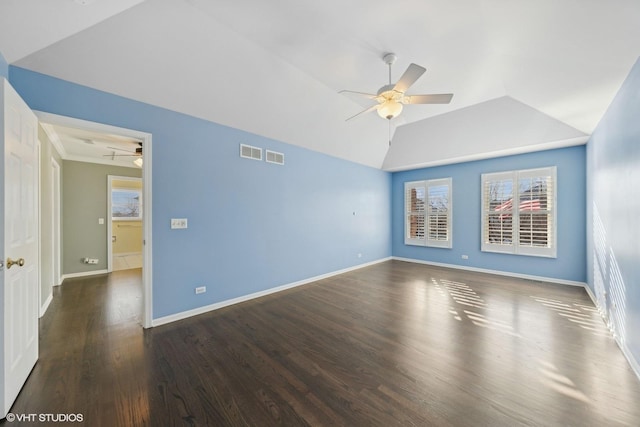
[[481, 167, 556, 257]]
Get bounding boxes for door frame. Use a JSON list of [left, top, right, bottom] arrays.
[[51, 157, 61, 290], [35, 111, 153, 328]]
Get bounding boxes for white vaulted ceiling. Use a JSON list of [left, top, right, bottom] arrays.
[[1, 0, 639, 169]]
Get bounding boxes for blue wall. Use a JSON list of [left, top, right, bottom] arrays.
[[586, 57, 640, 370], [9, 67, 392, 319], [392, 146, 587, 282]]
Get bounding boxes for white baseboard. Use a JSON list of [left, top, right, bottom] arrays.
[[581, 279, 640, 382], [395, 256, 640, 382], [619, 341, 640, 383], [152, 257, 392, 327], [61, 269, 109, 282], [39, 292, 53, 318], [392, 256, 587, 287]]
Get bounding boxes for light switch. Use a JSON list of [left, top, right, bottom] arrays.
[[171, 218, 188, 229], [98, 218, 105, 225]]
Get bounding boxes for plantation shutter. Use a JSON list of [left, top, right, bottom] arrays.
[[482, 171, 514, 253], [481, 167, 556, 257], [405, 181, 426, 245], [517, 168, 556, 257], [405, 178, 452, 248], [426, 178, 452, 248]]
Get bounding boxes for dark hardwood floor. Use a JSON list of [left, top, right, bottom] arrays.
[[4, 260, 640, 426]]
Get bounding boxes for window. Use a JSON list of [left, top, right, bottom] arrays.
[[405, 178, 452, 248], [112, 188, 142, 220], [481, 167, 556, 257]]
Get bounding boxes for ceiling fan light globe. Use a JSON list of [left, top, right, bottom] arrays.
[[377, 100, 403, 120]]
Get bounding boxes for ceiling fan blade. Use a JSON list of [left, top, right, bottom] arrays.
[[103, 154, 141, 157], [339, 90, 377, 99], [393, 63, 426, 93], [107, 145, 136, 153], [345, 103, 379, 121], [403, 94, 453, 104]]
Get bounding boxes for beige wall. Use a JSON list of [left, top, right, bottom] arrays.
[[111, 178, 143, 254], [62, 161, 141, 274], [112, 220, 142, 254]]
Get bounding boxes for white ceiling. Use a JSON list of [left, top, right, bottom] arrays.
[[2, 0, 639, 169], [40, 122, 143, 169]]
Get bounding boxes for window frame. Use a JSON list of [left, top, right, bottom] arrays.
[[111, 188, 143, 221], [404, 177, 452, 249], [481, 166, 557, 258]]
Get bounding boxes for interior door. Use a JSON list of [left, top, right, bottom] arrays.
[[1, 79, 39, 418]]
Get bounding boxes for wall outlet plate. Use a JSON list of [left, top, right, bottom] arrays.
[[171, 218, 188, 229]]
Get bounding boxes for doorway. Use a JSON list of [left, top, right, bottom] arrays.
[[108, 176, 143, 272], [35, 111, 153, 328]]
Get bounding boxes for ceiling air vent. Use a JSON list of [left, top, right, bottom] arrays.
[[266, 150, 284, 165], [240, 144, 262, 161]]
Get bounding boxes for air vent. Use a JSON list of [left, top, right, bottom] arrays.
[[240, 144, 262, 161], [266, 150, 284, 165]]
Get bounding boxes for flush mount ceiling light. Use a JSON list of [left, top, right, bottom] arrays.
[[340, 53, 454, 121]]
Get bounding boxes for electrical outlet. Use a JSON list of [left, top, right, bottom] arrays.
[[171, 218, 188, 229], [461, 255, 469, 260], [195, 286, 206, 294]]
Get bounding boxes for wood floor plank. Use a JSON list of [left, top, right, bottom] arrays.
[[5, 261, 640, 426]]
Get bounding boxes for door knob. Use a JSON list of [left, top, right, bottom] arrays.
[[6, 257, 25, 269]]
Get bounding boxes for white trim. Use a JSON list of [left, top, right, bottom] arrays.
[[39, 293, 52, 318], [39, 122, 67, 158], [383, 136, 589, 172], [37, 138, 42, 322], [583, 283, 597, 306], [619, 341, 640, 383], [61, 269, 109, 282], [51, 158, 61, 287], [392, 256, 586, 287], [142, 136, 153, 328], [582, 283, 640, 382], [152, 257, 392, 327], [34, 111, 154, 329]]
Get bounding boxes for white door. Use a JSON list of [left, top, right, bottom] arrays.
[[1, 79, 39, 418]]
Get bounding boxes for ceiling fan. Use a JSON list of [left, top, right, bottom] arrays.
[[103, 142, 143, 157], [103, 142, 143, 167], [340, 53, 453, 121]]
